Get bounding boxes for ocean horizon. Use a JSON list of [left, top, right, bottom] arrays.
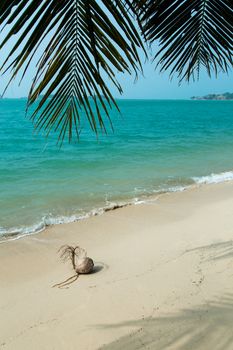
[[0, 98, 233, 240]]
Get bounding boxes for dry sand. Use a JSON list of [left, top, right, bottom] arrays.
[[0, 182, 233, 350]]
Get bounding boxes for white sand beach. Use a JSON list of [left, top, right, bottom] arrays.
[[0, 181, 233, 350]]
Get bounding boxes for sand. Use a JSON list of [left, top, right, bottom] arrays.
[[0, 181, 233, 350]]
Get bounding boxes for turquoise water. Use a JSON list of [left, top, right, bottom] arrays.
[[0, 99, 233, 239]]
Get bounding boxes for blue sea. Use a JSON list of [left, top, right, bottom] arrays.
[[0, 99, 233, 240]]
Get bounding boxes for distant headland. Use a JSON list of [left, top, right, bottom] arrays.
[[191, 92, 233, 100]]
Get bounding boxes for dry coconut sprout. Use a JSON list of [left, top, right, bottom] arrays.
[[53, 245, 94, 288]]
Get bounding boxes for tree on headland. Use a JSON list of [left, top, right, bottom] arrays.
[[191, 92, 233, 100], [0, 1, 232, 143]]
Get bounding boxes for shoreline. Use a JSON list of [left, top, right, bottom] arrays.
[[0, 183, 218, 243], [1, 181, 233, 349], [1, 170, 233, 243]]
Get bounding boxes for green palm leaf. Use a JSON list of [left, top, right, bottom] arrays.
[[0, 1, 144, 143], [0, 1, 232, 143], [134, 0, 233, 81]]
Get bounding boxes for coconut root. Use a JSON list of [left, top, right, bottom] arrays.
[[52, 245, 94, 289], [52, 274, 79, 289]]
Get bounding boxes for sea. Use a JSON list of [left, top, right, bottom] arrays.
[[0, 98, 233, 240]]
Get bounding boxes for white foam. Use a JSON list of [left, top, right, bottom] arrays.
[[0, 222, 46, 243], [192, 171, 233, 185], [164, 185, 187, 193], [0, 205, 123, 242]]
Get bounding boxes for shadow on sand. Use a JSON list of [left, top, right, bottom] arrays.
[[98, 241, 233, 349], [187, 240, 233, 262], [98, 293, 233, 350]]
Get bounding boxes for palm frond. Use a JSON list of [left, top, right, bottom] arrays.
[[135, 0, 233, 81], [1, 1, 232, 142], [0, 0, 144, 143]]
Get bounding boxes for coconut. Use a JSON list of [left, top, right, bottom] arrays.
[[59, 245, 94, 274], [75, 257, 94, 274]]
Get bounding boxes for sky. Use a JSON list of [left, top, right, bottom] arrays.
[[1, 50, 232, 100], [114, 61, 233, 100], [0, 13, 232, 100]]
